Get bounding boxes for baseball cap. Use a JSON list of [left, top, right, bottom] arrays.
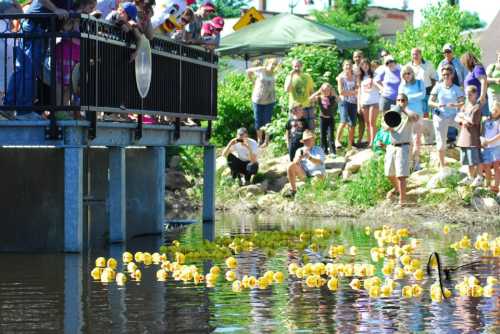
[[237, 128, 248, 137], [442, 43, 453, 52], [122, 2, 138, 22], [201, 1, 216, 12], [201, 22, 215, 36], [186, 0, 196, 5], [211, 16, 225, 29], [384, 55, 395, 65]]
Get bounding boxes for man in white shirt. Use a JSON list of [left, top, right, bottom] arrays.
[[222, 128, 260, 185], [406, 48, 438, 118]]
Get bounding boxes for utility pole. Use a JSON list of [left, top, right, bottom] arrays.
[[289, 0, 299, 14]]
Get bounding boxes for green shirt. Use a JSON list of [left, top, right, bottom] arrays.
[[286, 72, 314, 109], [487, 63, 500, 95]]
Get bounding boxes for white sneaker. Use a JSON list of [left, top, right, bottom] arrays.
[[471, 176, 484, 187], [459, 176, 473, 186]]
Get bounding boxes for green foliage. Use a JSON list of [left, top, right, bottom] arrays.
[[178, 146, 204, 176], [313, 0, 382, 58], [213, 0, 249, 18], [459, 11, 486, 31], [213, 72, 255, 146], [268, 45, 343, 155], [337, 155, 392, 207], [386, 3, 481, 68]]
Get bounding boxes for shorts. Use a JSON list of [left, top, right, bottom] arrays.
[[253, 102, 275, 129], [384, 144, 410, 177], [460, 147, 481, 166], [379, 96, 396, 113], [433, 115, 459, 151], [303, 106, 316, 129], [299, 160, 324, 177], [482, 146, 500, 164], [361, 103, 378, 109], [339, 101, 357, 126]]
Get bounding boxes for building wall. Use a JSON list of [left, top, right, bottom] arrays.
[[475, 11, 500, 66], [366, 6, 413, 39]]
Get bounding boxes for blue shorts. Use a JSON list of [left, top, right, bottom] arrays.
[[253, 102, 275, 129], [482, 146, 500, 164], [460, 147, 481, 166], [339, 101, 357, 126]]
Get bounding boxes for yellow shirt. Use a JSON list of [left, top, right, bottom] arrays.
[[286, 72, 314, 109]]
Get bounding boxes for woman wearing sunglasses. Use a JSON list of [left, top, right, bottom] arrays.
[[429, 65, 465, 168], [398, 65, 426, 171]]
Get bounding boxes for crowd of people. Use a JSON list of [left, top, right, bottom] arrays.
[[223, 46, 500, 204], [0, 0, 223, 120]]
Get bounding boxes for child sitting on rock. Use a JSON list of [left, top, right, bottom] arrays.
[[456, 86, 483, 187], [480, 102, 500, 193], [285, 103, 309, 162]]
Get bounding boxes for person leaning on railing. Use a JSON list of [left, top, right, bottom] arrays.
[[3, 0, 70, 120]]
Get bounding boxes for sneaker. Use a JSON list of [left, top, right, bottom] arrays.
[[471, 176, 484, 187], [459, 176, 473, 186], [15, 112, 43, 120], [335, 140, 342, 149], [283, 189, 296, 198]]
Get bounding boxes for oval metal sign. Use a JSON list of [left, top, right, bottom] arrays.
[[135, 35, 152, 99]]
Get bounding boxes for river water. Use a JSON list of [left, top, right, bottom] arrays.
[[0, 215, 498, 333]]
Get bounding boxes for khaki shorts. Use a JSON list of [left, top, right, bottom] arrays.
[[385, 144, 410, 177]]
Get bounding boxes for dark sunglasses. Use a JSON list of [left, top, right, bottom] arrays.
[[396, 98, 407, 102], [443, 50, 452, 54]]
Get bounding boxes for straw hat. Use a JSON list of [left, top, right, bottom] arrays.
[[300, 130, 315, 143]]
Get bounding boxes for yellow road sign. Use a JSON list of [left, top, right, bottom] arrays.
[[233, 7, 265, 31]]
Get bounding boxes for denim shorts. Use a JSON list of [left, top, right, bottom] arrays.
[[253, 102, 275, 129], [482, 146, 500, 164], [339, 101, 357, 126], [460, 147, 481, 166]]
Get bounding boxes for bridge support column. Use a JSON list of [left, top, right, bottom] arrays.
[[151, 147, 166, 234], [202, 145, 215, 241], [109, 147, 126, 243], [64, 146, 84, 252]]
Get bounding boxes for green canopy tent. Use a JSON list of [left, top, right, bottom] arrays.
[[217, 13, 368, 57]]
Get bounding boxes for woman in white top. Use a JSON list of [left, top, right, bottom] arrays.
[[358, 58, 380, 145], [247, 58, 278, 147]]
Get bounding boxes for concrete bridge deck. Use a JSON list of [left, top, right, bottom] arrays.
[[0, 120, 215, 252]]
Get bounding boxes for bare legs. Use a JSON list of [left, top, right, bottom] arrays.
[[360, 105, 379, 146], [287, 162, 306, 192], [387, 176, 407, 204]]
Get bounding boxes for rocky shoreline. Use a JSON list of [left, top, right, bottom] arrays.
[[165, 144, 500, 225]]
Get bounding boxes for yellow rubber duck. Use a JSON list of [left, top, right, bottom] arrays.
[[122, 252, 133, 263], [152, 252, 162, 264], [91, 267, 102, 280], [288, 263, 299, 276], [133, 269, 142, 281], [487, 276, 498, 285], [107, 258, 118, 270], [413, 269, 425, 281], [95, 257, 106, 268], [443, 225, 450, 235], [143, 252, 153, 266], [225, 270, 236, 282], [327, 277, 339, 291], [134, 252, 144, 263], [412, 284, 423, 297], [225, 257, 238, 269], [175, 252, 185, 265], [380, 284, 393, 297], [156, 269, 168, 281], [209, 266, 221, 276], [394, 267, 405, 280], [257, 277, 269, 289], [349, 246, 357, 256], [483, 284, 494, 297], [273, 272, 284, 284], [116, 272, 127, 286], [232, 280, 242, 293], [369, 285, 381, 298], [127, 262, 137, 273], [349, 278, 362, 290], [402, 285, 413, 298]]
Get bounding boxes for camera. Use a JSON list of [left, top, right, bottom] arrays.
[[236, 139, 244, 143]]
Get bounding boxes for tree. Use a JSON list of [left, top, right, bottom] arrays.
[[460, 11, 486, 31], [386, 2, 481, 68], [213, 0, 249, 18], [312, 0, 382, 58]]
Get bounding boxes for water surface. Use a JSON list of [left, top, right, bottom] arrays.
[[0, 215, 499, 333]]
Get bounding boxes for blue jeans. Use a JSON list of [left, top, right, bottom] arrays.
[[4, 21, 45, 113]]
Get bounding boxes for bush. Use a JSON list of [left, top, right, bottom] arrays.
[[337, 155, 392, 207], [386, 3, 481, 67], [213, 72, 255, 146]]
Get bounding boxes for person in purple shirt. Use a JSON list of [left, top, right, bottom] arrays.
[[375, 55, 401, 113], [461, 52, 489, 115]]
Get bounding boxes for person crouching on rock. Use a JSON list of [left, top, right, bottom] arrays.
[[285, 102, 309, 161], [222, 127, 259, 186], [285, 130, 326, 198], [383, 93, 419, 206]]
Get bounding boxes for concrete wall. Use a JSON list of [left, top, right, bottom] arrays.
[[0, 148, 65, 251]]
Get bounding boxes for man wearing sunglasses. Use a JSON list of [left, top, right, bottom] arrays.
[[437, 44, 468, 87]]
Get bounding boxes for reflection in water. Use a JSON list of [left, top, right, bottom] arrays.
[[0, 216, 498, 333]]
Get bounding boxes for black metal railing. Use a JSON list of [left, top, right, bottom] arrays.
[[0, 13, 218, 139]]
